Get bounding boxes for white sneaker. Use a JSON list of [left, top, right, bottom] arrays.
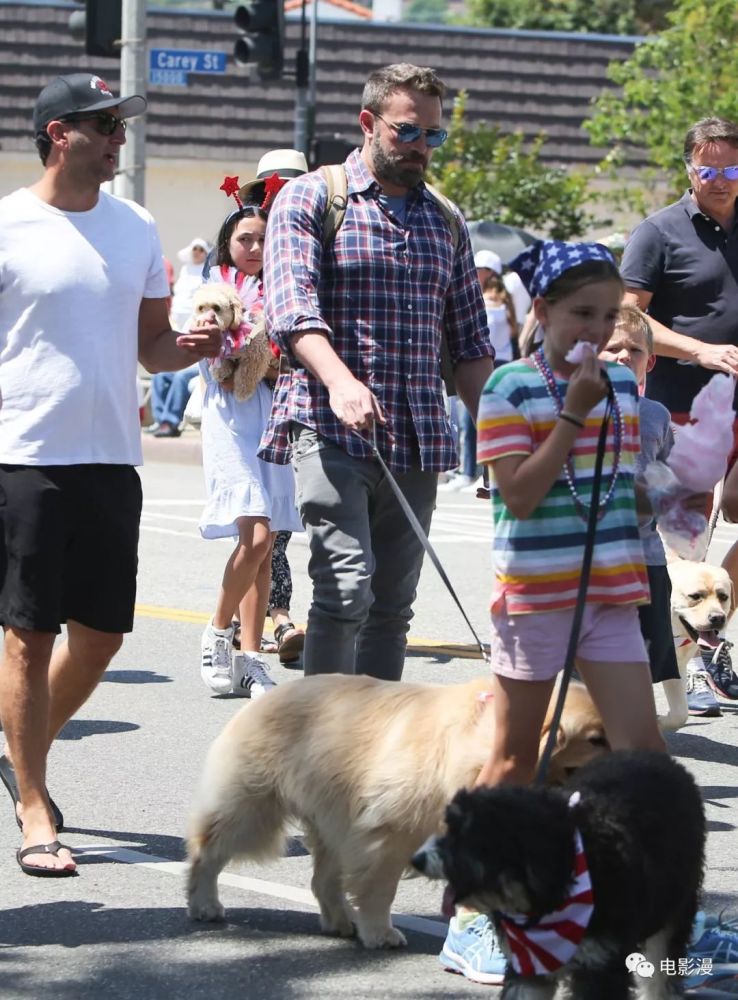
[[438, 474, 474, 493], [201, 619, 235, 693], [233, 652, 277, 698]]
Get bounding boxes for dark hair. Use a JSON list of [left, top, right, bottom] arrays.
[[35, 130, 52, 165], [362, 63, 445, 114], [616, 303, 653, 354], [684, 117, 738, 163], [542, 260, 624, 305], [215, 204, 268, 268]]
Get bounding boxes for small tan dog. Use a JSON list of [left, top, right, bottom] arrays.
[[191, 283, 272, 401], [187, 674, 608, 949], [663, 559, 735, 729]]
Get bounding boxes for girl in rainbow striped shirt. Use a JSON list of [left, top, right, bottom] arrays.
[[475, 240, 666, 787]]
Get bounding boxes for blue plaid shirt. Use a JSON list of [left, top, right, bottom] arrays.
[[258, 150, 492, 473]]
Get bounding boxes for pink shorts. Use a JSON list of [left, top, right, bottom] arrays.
[[490, 603, 648, 682]]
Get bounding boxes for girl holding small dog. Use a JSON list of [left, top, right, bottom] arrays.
[[476, 241, 666, 787], [197, 189, 302, 698]]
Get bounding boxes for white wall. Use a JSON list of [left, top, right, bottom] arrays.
[[0, 152, 260, 271]]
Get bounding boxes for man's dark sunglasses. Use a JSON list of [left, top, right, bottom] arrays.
[[374, 113, 448, 148], [62, 112, 127, 136]]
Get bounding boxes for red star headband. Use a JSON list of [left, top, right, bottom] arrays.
[[219, 175, 243, 210], [260, 172, 288, 211]]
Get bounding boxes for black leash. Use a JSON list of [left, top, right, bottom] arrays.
[[534, 384, 614, 785], [352, 426, 490, 663]]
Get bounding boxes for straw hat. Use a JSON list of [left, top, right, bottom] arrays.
[[238, 148, 309, 202]]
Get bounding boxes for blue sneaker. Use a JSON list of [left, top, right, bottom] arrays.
[[439, 913, 507, 985], [690, 912, 738, 966], [686, 667, 722, 717]]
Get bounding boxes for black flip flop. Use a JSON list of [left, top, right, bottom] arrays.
[[16, 839, 77, 878], [0, 755, 64, 832]]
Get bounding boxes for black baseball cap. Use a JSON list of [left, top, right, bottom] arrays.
[[33, 73, 146, 133]]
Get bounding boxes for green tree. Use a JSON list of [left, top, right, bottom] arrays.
[[465, 0, 673, 34], [429, 93, 596, 239], [586, 0, 738, 204]]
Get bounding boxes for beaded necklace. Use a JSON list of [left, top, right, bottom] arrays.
[[532, 346, 623, 518]]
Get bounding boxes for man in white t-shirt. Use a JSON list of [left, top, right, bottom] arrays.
[[0, 74, 221, 877]]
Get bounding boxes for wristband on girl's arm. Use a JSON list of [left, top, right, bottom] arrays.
[[559, 410, 585, 429]]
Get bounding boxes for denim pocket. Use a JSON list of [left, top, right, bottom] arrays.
[[290, 424, 323, 461]]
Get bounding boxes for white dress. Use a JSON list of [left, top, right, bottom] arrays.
[[198, 268, 303, 539]]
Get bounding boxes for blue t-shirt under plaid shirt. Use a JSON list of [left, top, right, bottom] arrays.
[[258, 149, 492, 473]]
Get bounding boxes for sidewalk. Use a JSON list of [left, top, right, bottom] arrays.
[[140, 425, 202, 466]]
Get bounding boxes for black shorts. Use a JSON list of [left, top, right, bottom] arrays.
[[638, 563, 680, 684], [0, 464, 142, 634]]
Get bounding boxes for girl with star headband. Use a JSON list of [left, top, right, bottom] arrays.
[[473, 239, 667, 792], [195, 164, 305, 700]]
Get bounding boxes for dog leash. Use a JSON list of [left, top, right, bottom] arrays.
[[352, 425, 489, 663], [535, 381, 613, 785]]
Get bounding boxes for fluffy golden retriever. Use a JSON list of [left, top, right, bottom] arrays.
[[664, 559, 735, 730], [187, 674, 608, 948], [191, 283, 272, 401]]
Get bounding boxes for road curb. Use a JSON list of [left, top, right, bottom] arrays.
[[141, 427, 202, 465]]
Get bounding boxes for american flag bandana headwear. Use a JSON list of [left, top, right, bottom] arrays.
[[509, 240, 616, 298], [496, 821, 594, 976]]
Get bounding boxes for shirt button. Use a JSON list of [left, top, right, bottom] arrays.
[[715, 226, 721, 232], [407, 304, 413, 311]]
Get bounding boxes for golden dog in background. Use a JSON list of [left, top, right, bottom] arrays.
[[187, 674, 608, 949], [663, 559, 735, 730]]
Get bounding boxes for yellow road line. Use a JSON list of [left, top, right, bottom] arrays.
[[133, 603, 483, 658]]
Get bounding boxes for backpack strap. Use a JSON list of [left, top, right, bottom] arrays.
[[319, 164, 348, 247], [424, 182, 460, 254]]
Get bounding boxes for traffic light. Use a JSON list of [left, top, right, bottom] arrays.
[[233, 0, 284, 82], [68, 0, 123, 59]]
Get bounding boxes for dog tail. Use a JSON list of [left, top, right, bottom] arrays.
[[187, 713, 287, 867]]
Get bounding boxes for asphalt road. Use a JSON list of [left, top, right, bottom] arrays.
[[0, 456, 736, 999]]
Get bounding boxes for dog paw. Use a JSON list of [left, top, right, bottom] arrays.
[[358, 926, 407, 949], [319, 912, 355, 938], [188, 899, 226, 922]]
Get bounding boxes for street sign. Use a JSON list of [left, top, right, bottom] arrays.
[[149, 48, 227, 87]]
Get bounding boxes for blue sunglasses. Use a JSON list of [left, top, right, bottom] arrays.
[[374, 113, 448, 148], [690, 163, 738, 182]]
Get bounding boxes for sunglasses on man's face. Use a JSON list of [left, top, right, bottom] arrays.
[[690, 163, 738, 182], [62, 112, 128, 136], [374, 113, 448, 148]]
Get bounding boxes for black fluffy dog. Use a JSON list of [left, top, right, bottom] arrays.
[[413, 751, 705, 999]]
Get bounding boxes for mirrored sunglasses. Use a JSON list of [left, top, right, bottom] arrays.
[[691, 164, 738, 182], [63, 112, 127, 136], [375, 113, 448, 148]]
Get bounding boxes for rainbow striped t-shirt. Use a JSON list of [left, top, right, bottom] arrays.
[[476, 358, 649, 615]]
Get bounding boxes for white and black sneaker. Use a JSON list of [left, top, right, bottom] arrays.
[[233, 652, 277, 699], [201, 618, 235, 694]]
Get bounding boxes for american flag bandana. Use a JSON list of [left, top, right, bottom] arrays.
[[509, 240, 616, 298], [496, 820, 594, 976]]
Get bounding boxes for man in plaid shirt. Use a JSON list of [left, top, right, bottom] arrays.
[[261, 63, 493, 680]]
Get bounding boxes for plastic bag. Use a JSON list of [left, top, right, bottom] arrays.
[[641, 461, 709, 560], [667, 374, 735, 491]]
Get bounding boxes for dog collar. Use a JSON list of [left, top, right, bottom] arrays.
[[495, 827, 594, 976]]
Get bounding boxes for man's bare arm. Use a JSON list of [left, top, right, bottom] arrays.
[[623, 288, 738, 376], [289, 329, 385, 431], [137, 298, 221, 373]]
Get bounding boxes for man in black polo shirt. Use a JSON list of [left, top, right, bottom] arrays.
[[621, 115, 738, 711]]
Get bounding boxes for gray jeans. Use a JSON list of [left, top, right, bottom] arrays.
[[291, 426, 437, 681]]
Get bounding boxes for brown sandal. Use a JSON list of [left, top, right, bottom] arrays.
[[274, 622, 305, 664]]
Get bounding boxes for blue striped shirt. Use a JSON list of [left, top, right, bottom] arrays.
[[258, 149, 492, 472]]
